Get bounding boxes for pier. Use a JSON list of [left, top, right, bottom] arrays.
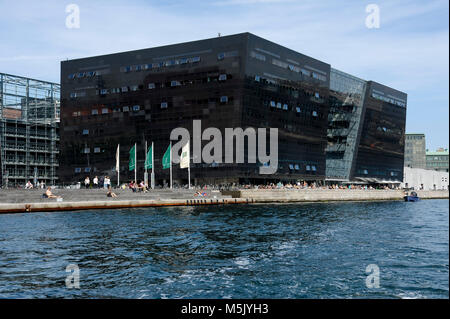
[[0, 188, 447, 214]]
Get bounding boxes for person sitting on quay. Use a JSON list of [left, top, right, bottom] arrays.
[[42, 187, 61, 199], [129, 181, 137, 192], [106, 186, 118, 198], [25, 180, 34, 189], [137, 180, 148, 193]]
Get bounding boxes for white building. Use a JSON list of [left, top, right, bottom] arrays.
[[402, 167, 449, 190]]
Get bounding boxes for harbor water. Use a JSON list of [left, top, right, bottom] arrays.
[[0, 199, 448, 298]]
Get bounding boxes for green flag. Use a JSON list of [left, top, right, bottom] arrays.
[[162, 144, 171, 169], [129, 144, 136, 171], [145, 146, 153, 169]]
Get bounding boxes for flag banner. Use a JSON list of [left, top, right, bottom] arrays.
[[145, 146, 153, 169], [115, 144, 120, 172], [129, 145, 136, 171], [162, 144, 171, 169], [180, 142, 190, 169]]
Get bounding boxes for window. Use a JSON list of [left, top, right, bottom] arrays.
[[314, 92, 320, 99], [363, 169, 368, 175], [300, 69, 311, 76], [255, 75, 261, 82], [121, 86, 129, 92], [135, 65, 142, 71], [132, 105, 140, 111], [282, 104, 288, 110], [100, 89, 109, 95], [91, 109, 98, 115], [272, 59, 288, 68], [148, 83, 156, 89], [94, 147, 101, 153], [306, 165, 311, 171], [250, 51, 266, 61], [165, 60, 176, 67], [84, 148, 90, 154], [151, 62, 161, 69], [161, 102, 168, 109], [131, 85, 139, 91], [68, 74, 75, 80], [217, 53, 225, 60], [171, 81, 181, 87], [74, 168, 81, 173], [270, 101, 276, 108], [124, 66, 132, 73], [84, 167, 91, 173], [102, 108, 109, 114], [122, 106, 129, 112], [276, 102, 282, 109], [82, 129, 89, 135], [86, 71, 96, 77], [70, 93, 77, 98], [77, 72, 85, 78], [311, 165, 317, 171], [180, 58, 189, 64], [220, 96, 228, 103], [190, 56, 201, 63], [218, 74, 227, 81], [289, 164, 294, 170], [296, 107, 301, 113], [294, 164, 300, 170], [312, 111, 318, 117]]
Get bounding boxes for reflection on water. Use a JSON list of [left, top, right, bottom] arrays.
[[0, 200, 448, 298]]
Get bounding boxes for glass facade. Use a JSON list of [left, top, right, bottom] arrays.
[[326, 69, 367, 181], [353, 81, 407, 182], [0, 73, 60, 187], [59, 32, 407, 185]]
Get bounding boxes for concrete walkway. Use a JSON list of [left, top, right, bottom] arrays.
[[0, 188, 447, 214]]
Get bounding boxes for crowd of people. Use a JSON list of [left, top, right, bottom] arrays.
[[83, 176, 112, 189], [239, 181, 400, 190], [24, 180, 46, 189]]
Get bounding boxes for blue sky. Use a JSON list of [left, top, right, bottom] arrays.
[[0, 0, 448, 150]]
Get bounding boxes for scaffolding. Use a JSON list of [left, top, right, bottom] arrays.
[[0, 72, 60, 188]]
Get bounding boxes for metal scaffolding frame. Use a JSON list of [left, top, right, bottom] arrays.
[[0, 72, 60, 188]]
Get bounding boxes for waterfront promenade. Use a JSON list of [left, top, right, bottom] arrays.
[[0, 188, 447, 214]]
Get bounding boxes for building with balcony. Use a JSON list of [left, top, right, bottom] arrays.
[[0, 72, 60, 187]]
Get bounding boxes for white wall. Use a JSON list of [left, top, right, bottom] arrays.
[[402, 167, 449, 190]]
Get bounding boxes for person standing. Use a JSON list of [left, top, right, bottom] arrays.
[[104, 176, 110, 189], [93, 176, 99, 188], [84, 176, 90, 189]]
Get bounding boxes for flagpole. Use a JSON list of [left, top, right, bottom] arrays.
[[134, 142, 137, 184], [145, 140, 148, 187], [117, 144, 120, 188], [188, 142, 191, 189], [170, 141, 173, 189], [151, 141, 154, 189], [188, 164, 191, 189]]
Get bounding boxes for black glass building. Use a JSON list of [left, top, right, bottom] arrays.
[[59, 32, 406, 185]]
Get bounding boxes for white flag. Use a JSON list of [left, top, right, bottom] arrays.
[[180, 142, 190, 169], [115, 144, 120, 172]]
